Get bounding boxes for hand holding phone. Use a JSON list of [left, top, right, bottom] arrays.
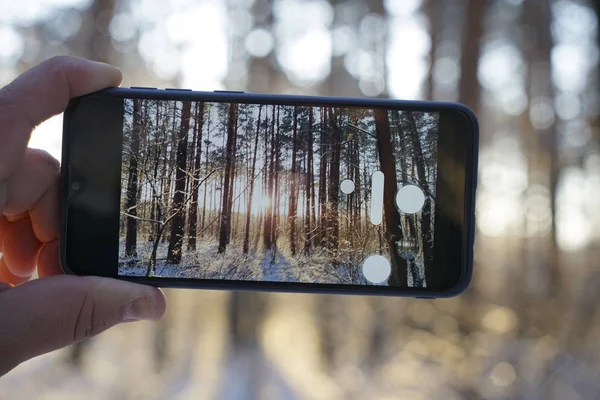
[[0, 56, 166, 377], [61, 88, 478, 298]]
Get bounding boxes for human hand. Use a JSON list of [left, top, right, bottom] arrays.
[[0, 56, 167, 376]]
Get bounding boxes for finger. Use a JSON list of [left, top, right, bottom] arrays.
[[0, 56, 122, 183], [3, 148, 59, 218], [1, 217, 40, 278], [0, 258, 30, 286], [29, 171, 60, 244], [37, 240, 62, 278], [0, 275, 166, 376], [3, 150, 60, 261]]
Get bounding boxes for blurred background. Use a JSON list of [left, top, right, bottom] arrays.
[[1, 0, 600, 398]]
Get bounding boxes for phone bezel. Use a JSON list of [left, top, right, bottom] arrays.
[[60, 88, 478, 298]]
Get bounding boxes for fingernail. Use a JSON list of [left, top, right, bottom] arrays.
[[123, 296, 157, 322]]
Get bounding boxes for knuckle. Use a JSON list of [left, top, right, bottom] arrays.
[[44, 57, 75, 89], [44, 55, 86, 81], [70, 281, 111, 343], [72, 292, 94, 343], [43, 55, 77, 72]]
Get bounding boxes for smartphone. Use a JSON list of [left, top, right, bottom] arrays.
[[60, 87, 478, 298]]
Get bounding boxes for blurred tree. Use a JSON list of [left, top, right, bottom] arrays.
[[58, 0, 118, 64], [247, 0, 289, 93], [315, 295, 337, 373], [521, 0, 560, 296], [424, 0, 441, 101], [223, 291, 266, 400], [458, 0, 489, 114], [319, 0, 363, 97], [592, 0, 600, 146]]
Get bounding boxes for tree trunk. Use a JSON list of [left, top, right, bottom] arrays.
[[272, 106, 281, 249], [304, 107, 314, 253], [218, 103, 239, 253], [263, 106, 276, 250], [406, 111, 433, 287], [148, 101, 162, 242], [244, 105, 263, 254], [161, 101, 179, 242], [125, 99, 141, 257], [328, 108, 341, 251], [363, 156, 370, 230], [148, 219, 168, 276], [353, 129, 361, 235], [166, 101, 192, 264], [200, 111, 211, 236], [346, 129, 352, 241], [188, 102, 205, 251], [374, 108, 408, 286], [318, 107, 329, 246], [289, 106, 299, 255]]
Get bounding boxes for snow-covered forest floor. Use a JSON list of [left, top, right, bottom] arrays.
[[118, 241, 417, 286]]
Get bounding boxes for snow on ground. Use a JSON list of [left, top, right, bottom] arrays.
[[117, 241, 401, 286]]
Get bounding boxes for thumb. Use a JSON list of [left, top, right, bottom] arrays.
[[0, 275, 166, 375]]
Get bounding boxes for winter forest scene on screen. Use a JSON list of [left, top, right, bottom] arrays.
[[118, 99, 439, 287]]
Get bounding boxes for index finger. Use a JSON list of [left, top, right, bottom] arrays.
[[0, 56, 122, 184]]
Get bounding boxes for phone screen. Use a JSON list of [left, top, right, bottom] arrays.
[[116, 99, 439, 287]]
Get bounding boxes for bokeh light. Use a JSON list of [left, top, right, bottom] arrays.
[[0, 26, 24, 65], [245, 28, 274, 58]]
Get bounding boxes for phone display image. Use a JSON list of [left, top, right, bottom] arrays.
[[116, 99, 439, 287]]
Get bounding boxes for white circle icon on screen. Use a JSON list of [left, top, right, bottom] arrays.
[[340, 179, 355, 194], [395, 185, 426, 214], [362, 255, 391, 284]]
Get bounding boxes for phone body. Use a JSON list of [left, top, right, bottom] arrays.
[[60, 87, 478, 298]]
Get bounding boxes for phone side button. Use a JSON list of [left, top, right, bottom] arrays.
[[213, 90, 245, 94], [130, 86, 157, 90]]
